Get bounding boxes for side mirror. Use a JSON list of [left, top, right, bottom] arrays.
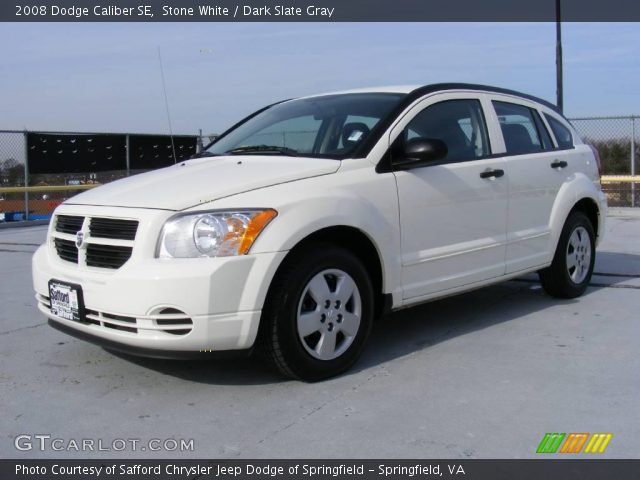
[[392, 138, 448, 170]]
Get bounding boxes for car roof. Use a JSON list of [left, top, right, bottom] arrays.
[[304, 85, 421, 96], [304, 83, 561, 115]]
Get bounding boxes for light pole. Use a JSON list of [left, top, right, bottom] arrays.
[[556, 0, 564, 112]]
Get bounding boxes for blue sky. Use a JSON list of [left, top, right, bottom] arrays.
[[1, 22, 638, 134]]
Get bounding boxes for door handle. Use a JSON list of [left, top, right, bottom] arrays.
[[551, 160, 568, 169], [480, 168, 504, 179]]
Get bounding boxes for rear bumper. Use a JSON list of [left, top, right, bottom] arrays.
[[597, 190, 608, 246]]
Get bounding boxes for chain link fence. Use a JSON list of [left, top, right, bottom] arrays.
[[0, 130, 204, 222], [1, 118, 639, 223], [570, 116, 638, 207], [0, 130, 29, 222]]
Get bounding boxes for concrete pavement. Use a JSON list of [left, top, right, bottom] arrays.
[[0, 212, 638, 459]]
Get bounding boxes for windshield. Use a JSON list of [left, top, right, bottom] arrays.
[[205, 93, 405, 159]]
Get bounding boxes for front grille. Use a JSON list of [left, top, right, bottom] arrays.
[[84, 309, 101, 327], [54, 238, 78, 263], [56, 215, 84, 234], [89, 218, 138, 240], [85, 309, 137, 333], [52, 214, 138, 270], [37, 295, 193, 337], [102, 312, 138, 333], [155, 308, 194, 336], [86, 244, 133, 269]]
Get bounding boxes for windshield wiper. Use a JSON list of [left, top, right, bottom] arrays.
[[190, 151, 220, 158], [226, 145, 299, 156]]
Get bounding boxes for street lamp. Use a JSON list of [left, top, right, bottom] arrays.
[[556, 0, 563, 112]]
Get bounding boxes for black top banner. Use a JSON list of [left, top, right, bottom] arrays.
[[3, 0, 640, 22]]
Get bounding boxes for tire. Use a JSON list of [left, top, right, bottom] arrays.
[[261, 244, 374, 381], [539, 211, 596, 299]]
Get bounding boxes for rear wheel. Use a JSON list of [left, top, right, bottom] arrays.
[[262, 244, 374, 381], [539, 211, 595, 298]]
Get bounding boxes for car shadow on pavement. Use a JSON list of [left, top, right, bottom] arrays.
[[106, 250, 638, 385], [106, 350, 284, 386], [355, 250, 639, 375], [593, 251, 640, 278], [356, 280, 565, 374], [106, 280, 564, 386]]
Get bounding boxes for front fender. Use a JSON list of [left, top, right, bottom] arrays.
[[209, 165, 402, 300], [258, 193, 399, 296]]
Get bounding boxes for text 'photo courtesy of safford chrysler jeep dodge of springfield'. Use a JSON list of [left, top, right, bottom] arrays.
[[32, 83, 607, 381]]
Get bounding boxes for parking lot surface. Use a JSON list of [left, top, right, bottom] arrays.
[[1, 210, 638, 458]]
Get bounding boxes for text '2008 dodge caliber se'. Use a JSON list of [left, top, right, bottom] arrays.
[[33, 84, 607, 381]]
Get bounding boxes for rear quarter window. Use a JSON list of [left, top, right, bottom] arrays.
[[544, 114, 574, 149]]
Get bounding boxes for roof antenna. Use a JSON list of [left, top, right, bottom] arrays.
[[157, 46, 177, 163]]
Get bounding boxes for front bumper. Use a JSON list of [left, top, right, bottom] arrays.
[[47, 319, 252, 359], [33, 241, 287, 354]]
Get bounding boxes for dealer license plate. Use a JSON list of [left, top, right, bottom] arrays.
[[48, 280, 85, 322]]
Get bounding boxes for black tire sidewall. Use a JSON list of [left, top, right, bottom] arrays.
[[554, 212, 596, 296], [268, 246, 374, 381]]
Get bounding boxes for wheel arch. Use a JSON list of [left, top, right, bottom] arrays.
[[570, 197, 600, 241], [539, 197, 599, 299], [265, 225, 390, 319], [548, 175, 604, 258]]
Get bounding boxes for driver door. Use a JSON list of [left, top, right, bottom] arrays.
[[391, 93, 509, 301]]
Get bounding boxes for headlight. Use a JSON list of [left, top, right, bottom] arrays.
[[157, 209, 277, 258]]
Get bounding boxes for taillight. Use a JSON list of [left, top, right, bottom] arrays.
[[588, 144, 602, 179]]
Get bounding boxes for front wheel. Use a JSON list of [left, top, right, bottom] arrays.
[[539, 211, 596, 298], [262, 244, 374, 381]]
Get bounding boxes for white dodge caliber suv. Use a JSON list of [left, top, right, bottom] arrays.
[[33, 84, 607, 381]]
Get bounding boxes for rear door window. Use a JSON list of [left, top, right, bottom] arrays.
[[493, 101, 544, 155], [531, 110, 554, 150]]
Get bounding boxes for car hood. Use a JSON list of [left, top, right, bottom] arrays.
[[65, 155, 341, 211]]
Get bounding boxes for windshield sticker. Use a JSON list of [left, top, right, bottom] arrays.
[[348, 130, 364, 142]]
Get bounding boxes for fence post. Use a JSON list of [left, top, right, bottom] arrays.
[[23, 131, 29, 221], [125, 134, 130, 176], [632, 116, 636, 208]]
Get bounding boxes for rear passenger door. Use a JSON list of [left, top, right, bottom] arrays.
[[488, 98, 575, 273], [392, 93, 508, 300]]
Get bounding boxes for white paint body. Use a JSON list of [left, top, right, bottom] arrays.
[[32, 86, 607, 353]]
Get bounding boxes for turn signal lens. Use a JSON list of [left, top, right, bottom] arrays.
[[239, 209, 278, 254]]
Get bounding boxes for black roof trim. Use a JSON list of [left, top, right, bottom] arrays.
[[410, 83, 562, 114]]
